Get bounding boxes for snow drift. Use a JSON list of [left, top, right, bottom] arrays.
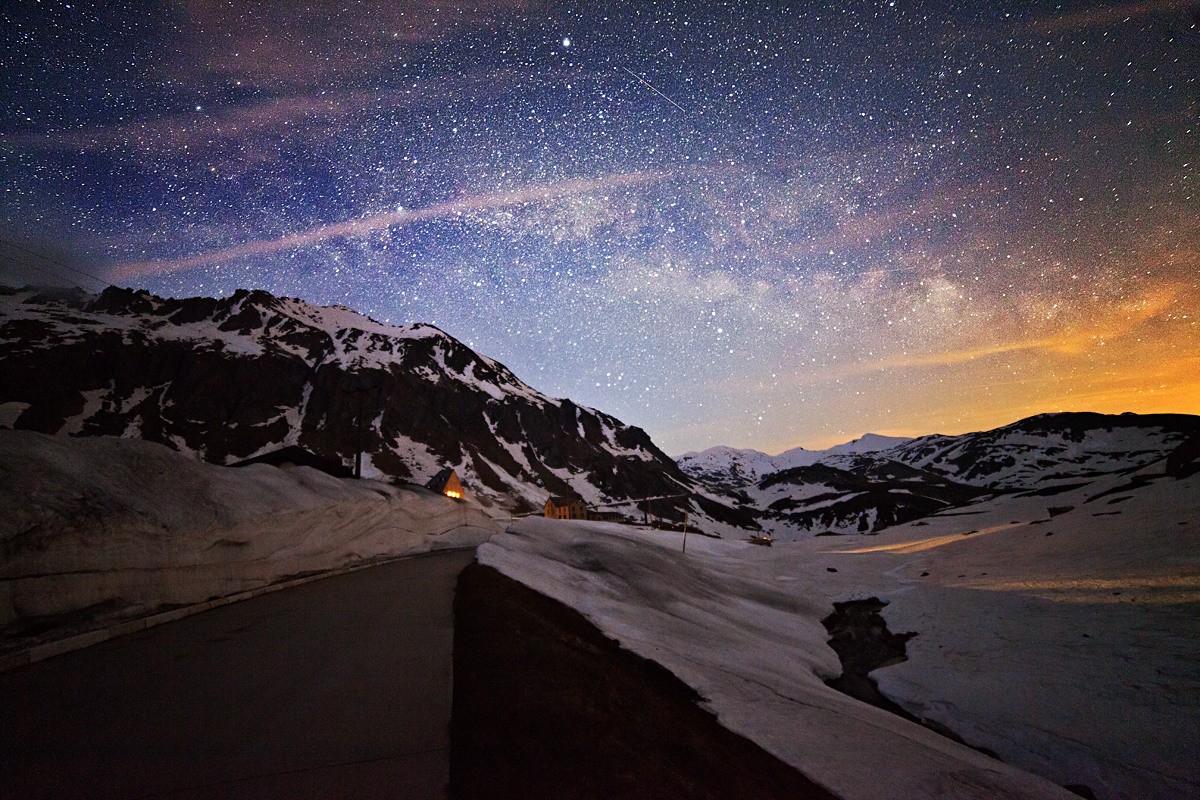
[[0, 430, 501, 649]]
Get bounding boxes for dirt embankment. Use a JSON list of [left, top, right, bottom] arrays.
[[450, 562, 838, 800]]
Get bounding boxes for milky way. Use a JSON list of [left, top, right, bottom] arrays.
[[3, 1, 1198, 453]]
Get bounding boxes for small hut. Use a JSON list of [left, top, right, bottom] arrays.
[[544, 495, 588, 520], [426, 468, 464, 499]]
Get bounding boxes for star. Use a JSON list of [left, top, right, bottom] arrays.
[[1, 1, 1197, 455]]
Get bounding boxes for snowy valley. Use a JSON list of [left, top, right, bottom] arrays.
[[482, 456, 1199, 799], [3, 285, 1198, 799]]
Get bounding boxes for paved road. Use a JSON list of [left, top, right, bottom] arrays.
[[0, 548, 476, 800]]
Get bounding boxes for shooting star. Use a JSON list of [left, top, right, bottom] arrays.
[[622, 66, 687, 113]]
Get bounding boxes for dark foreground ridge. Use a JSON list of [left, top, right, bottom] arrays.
[[450, 562, 838, 800]]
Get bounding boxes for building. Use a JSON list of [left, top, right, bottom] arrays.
[[544, 495, 587, 520], [426, 468, 464, 499]]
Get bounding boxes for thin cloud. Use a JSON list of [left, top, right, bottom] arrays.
[[1031, 0, 1196, 34], [179, 0, 544, 90], [705, 283, 1186, 397], [804, 285, 1181, 382], [109, 171, 672, 280], [4, 92, 382, 155]]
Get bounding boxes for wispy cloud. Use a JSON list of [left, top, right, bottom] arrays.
[[4, 91, 388, 155], [826, 285, 1180, 378], [109, 171, 672, 280], [179, 0, 544, 90], [1031, 0, 1196, 34], [706, 282, 1187, 397]]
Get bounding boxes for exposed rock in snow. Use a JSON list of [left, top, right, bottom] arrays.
[[749, 460, 990, 538], [871, 412, 1200, 490], [682, 412, 1200, 541], [0, 285, 736, 525]]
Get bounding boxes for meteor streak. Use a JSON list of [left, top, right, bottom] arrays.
[[622, 66, 687, 113]]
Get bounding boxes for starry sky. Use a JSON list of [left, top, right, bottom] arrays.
[[3, 1, 1198, 454]]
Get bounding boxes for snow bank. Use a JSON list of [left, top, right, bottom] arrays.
[[480, 466, 1199, 799], [1, 430, 501, 642], [480, 520, 1076, 800]]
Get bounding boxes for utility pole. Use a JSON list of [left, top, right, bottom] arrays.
[[347, 373, 386, 480], [355, 391, 364, 479]]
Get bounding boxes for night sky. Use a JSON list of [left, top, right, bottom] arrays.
[[3, 2, 1198, 454]]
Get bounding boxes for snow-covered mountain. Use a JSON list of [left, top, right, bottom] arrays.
[[677, 432, 912, 490], [821, 432, 915, 456], [877, 411, 1200, 489], [673, 446, 783, 490], [0, 285, 750, 530], [749, 460, 990, 536], [683, 413, 1199, 538]]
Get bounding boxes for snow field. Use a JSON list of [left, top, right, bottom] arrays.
[[1, 430, 502, 635], [481, 464, 1199, 799]]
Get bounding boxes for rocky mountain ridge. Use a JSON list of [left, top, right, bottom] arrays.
[[0, 285, 752, 530], [682, 412, 1200, 538], [677, 432, 912, 490]]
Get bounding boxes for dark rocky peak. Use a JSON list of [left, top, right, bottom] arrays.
[[166, 296, 221, 325], [1005, 411, 1200, 440], [17, 285, 93, 306], [86, 286, 166, 316], [209, 289, 289, 331], [760, 463, 859, 491], [408, 321, 446, 335]]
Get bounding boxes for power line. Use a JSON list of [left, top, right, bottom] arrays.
[[0, 251, 92, 291], [0, 237, 117, 291]]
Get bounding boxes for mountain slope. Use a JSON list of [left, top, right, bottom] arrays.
[[681, 413, 1199, 539], [877, 412, 1200, 489], [677, 433, 913, 490], [0, 285, 747, 527], [752, 460, 990, 536], [0, 429, 499, 650]]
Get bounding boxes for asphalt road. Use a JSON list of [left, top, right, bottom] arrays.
[[0, 547, 476, 800]]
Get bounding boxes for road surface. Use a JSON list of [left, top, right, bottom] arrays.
[[0, 548, 476, 799]]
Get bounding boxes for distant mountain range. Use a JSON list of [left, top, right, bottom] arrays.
[[4, 284, 1197, 540], [679, 412, 1200, 538], [676, 432, 913, 489], [0, 285, 754, 532]]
